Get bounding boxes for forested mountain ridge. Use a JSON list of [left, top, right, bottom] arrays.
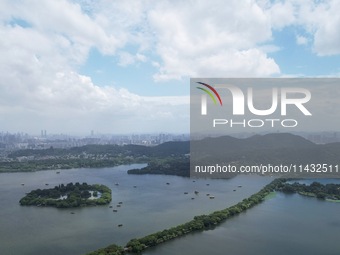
[[191, 133, 340, 167], [2, 133, 339, 174], [0, 141, 189, 172], [131, 133, 340, 177]]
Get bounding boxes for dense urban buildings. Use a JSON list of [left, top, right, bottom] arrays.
[[0, 131, 189, 151]]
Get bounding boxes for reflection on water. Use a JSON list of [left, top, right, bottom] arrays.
[[0, 165, 271, 255]]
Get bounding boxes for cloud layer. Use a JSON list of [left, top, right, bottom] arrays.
[[1, 0, 340, 134]]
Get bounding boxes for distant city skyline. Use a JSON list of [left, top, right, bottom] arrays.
[[0, 130, 190, 151], [1, 1, 340, 134]]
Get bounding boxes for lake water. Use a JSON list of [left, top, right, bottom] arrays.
[[144, 184, 340, 255], [0, 164, 273, 255]]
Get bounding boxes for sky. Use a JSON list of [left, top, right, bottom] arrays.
[[1, 0, 340, 135]]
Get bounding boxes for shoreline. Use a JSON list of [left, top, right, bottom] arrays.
[[87, 178, 286, 255], [87, 178, 340, 255]]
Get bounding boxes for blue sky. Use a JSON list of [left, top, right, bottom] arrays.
[[1, 0, 340, 134], [270, 27, 340, 76], [79, 48, 189, 96]]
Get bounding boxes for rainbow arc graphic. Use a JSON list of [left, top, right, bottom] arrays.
[[196, 82, 223, 106]]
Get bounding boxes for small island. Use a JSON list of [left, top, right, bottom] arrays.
[[279, 181, 340, 201], [20, 182, 112, 208]]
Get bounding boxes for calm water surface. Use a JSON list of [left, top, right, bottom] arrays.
[[0, 165, 272, 255], [144, 183, 340, 255]]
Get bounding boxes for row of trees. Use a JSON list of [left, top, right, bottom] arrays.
[[125, 178, 285, 253], [3, 141, 190, 173], [86, 244, 124, 255], [279, 181, 340, 200], [85, 178, 339, 254], [9, 142, 189, 158], [20, 183, 112, 208], [87, 178, 287, 255], [0, 157, 137, 172]]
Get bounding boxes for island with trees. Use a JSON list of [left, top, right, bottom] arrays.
[[20, 182, 112, 208], [127, 157, 190, 177], [278, 181, 340, 201]]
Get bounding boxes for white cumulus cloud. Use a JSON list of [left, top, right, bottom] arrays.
[[1, 0, 340, 134]]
